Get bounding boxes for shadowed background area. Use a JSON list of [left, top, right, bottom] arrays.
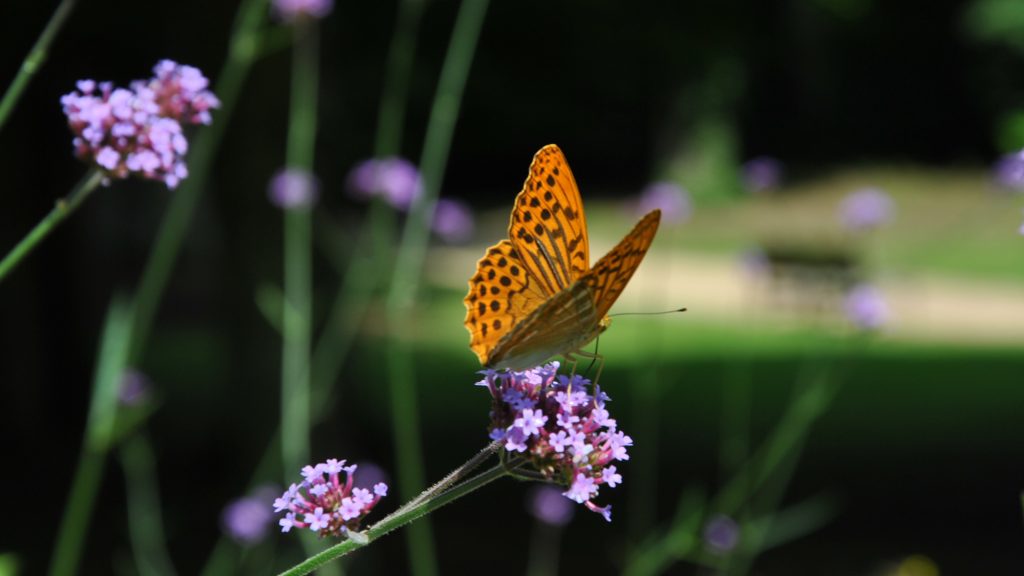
[[1, 0, 1023, 575]]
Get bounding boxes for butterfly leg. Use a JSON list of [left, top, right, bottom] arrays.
[[573, 349, 605, 385]]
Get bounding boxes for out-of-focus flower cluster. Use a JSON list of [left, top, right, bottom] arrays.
[[839, 187, 894, 231], [476, 363, 631, 521], [347, 157, 423, 211], [222, 485, 279, 545], [844, 283, 889, 330], [742, 156, 783, 193], [274, 459, 388, 538], [636, 181, 691, 224], [993, 150, 1024, 192], [272, 0, 334, 21], [61, 60, 219, 189], [268, 168, 320, 209]]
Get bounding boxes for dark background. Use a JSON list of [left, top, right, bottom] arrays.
[[2, 0, 1023, 574]]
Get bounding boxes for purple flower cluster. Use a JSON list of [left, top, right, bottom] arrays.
[[272, 0, 334, 21], [839, 187, 894, 231], [844, 283, 889, 330], [993, 151, 1024, 192], [742, 156, 782, 193], [268, 168, 320, 209], [61, 60, 219, 189], [636, 181, 691, 224], [432, 198, 475, 243], [346, 157, 422, 211], [274, 459, 388, 538], [476, 363, 631, 521], [222, 485, 278, 545]]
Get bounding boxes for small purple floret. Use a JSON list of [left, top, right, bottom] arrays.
[[275, 458, 388, 538]]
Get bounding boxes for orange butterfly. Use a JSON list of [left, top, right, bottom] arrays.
[[463, 144, 661, 372]]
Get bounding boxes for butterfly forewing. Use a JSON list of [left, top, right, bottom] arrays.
[[507, 145, 590, 295], [584, 209, 661, 319], [464, 240, 548, 365]]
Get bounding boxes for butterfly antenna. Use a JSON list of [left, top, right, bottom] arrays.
[[583, 338, 600, 379], [608, 307, 687, 318]]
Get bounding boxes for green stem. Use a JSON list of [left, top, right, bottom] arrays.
[[277, 462, 511, 576], [280, 19, 319, 479], [48, 449, 105, 576], [0, 169, 102, 283], [382, 3, 489, 573], [0, 0, 79, 131], [374, 0, 425, 157], [119, 434, 177, 576], [128, 0, 269, 363]]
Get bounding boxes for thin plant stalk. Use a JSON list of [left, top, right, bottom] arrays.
[[383, 2, 490, 575], [128, 0, 269, 363], [0, 0, 79, 131], [0, 169, 102, 283], [49, 298, 134, 576], [120, 434, 177, 576], [280, 18, 319, 481]]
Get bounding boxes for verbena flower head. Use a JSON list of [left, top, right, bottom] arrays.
[[274, 459, 388, 538], [844, 283, 889, 330], [268, 168, 320, 209], [839, 187, 894, 231], [61, 61, 218, 189], [432, 198, 475, 243], [222, 485, 278, 545], [118, 369, 152, 406], [636, 181, 691, 224], [993, 150, 1024, 192], [346, 157, 422, 211], [528, 485, 575, 527], [272, 0, 334, 21], [742, 156, 782, 193], [477, 362, 630, 521], [703, 514, 740, 554]]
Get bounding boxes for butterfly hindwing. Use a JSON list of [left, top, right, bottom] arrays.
[[507, 145, 590, 295]]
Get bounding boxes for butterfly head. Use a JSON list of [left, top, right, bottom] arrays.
[[599, 316, 612, 331]]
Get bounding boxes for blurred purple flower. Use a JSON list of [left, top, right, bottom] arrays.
[[839, 187, 894, 231], [528, 485, 575, 527], [432, 198, 475, 243], [844, 284, 889, 330], [272, 0, 334, 21], [61, 60, 218, 189], [636, 182, 691, 224], [118, 369, 151, 406], [222, 485, 278, 545], [738, 247, 769, 278], [742, 156, 782, 193], [346, 157, 422, 211], [993, 151, 1024, 192], [268, 168, 319, 209], [703, 514, 740, 553]]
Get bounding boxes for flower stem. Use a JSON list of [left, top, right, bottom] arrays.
[[383, 2, 489, 574], [374, 0, 426, 157], [276, 462, 511, 576], [0, 0, 79, 132], [280, 18, 319, 480], [127, 0, 268, 363], [0, 169, 102, 283]]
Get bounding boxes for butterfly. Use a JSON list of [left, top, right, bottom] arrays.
[[463, 144, 661, 372]]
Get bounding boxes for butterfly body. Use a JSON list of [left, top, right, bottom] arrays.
[[464, 144, 660, 371]]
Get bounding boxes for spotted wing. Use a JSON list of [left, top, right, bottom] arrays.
[[464, 240, 549, 365], [486, 280, 602, 372], [583, 209, 661, 319], [507, 144, 590, 295]]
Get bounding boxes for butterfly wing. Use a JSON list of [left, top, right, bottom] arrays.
[[583, 209, 661, 319], [464, 240, 549, 365], [485, 280, 602, 372], [507, 145, 590, 294]]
